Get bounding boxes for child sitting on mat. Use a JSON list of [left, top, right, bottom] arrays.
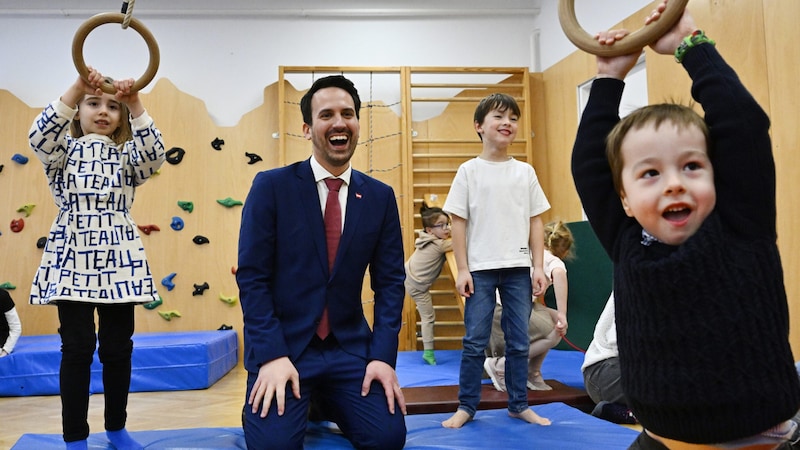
[[405, 203, 452, 365]]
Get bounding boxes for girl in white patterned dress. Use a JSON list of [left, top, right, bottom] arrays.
[[28, 67, 165, 450]]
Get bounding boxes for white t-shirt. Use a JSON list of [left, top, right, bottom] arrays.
[[581, 292, 618, 371], [444, 157, 550, 271]]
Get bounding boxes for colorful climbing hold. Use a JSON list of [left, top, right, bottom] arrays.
[[0, 282, 16, 290], [11, 153, 29, 164], [170, 216, 184, 231], [211, 137, 225, 150], [177, 201, 194, 213], [161, 272, 177, 291], [10, 218, 24, 233], [36, 237, 47, 249], [245, 152, 263, 164], [137, 224, 160, 235], [165, 147, 186, 165], [143, 296, 163, 310], [219, 293, 238, 306], [158, 310, 182, 321], [217, 197, 243, 208], [192, 282, 210, 296], [193, 235, 210, 245], [16, 204, 35, 217]]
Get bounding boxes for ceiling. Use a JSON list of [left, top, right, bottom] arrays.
[[2, 1, 543, 18]]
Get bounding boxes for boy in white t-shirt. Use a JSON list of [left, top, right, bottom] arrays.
[[442, 93, 551, 429]]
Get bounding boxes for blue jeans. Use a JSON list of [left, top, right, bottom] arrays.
[[458, 267, 532, 416]]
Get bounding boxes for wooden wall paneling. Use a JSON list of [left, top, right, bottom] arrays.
[[0, 91, 62, 335], [540, 52, 595, 224], [763, 0, 800, 358], [529, 72, 556, 225]]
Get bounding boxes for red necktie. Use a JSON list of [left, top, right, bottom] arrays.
[[317, 177, 343, 339]]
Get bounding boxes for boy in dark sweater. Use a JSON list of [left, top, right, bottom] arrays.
[[571, 3, 800, 449]]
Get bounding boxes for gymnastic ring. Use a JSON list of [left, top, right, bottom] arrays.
[[72, 12, 160, 95], [558, 0, 688, 57]]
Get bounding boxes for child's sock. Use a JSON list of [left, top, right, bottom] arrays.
[[422, 349, 436, 365], [106, 428, 144, 450], [66, 440, 88, 450]]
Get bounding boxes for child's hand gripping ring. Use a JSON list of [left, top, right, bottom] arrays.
[[558, 0, 688, 57], [71, 12, 160, 95]]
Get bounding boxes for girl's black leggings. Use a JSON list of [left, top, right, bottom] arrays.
[[57, 302, 135, 442]]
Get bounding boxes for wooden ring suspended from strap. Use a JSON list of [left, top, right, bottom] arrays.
[[72, 12, 160, 94], [558, 0, 689, 57]]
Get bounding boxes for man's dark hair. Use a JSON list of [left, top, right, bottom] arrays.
[[300, 75, 361, 125]]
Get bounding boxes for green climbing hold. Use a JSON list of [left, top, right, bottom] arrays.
[[0, 282, 16, 290], [143, 295, 163, 310], [177, 201, 194, 213], [217, 197, 243, 208]]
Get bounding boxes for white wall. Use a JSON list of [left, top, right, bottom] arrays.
[[0, 1, 652, 126]]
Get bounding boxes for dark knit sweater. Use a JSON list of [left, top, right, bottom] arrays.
[[571, 44, 800, 443]]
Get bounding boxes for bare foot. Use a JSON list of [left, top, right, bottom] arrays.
[[442, 409, 473, 428], [509, 408, 551, 425]]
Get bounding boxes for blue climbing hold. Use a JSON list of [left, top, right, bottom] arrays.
[[170, 216, 184, 231], [161, 272, 177, 291]]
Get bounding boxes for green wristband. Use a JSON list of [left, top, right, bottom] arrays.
[[674, 30, 715, 63]]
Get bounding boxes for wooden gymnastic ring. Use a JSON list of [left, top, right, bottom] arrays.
[[72, 12, 160, 94], [558, 0, 689, 57]]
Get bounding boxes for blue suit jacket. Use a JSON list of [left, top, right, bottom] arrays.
[[237, 159, 406, 374]]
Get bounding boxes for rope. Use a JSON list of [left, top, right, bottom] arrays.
[[561, 334, 586, 353], [121, 0, 135, 29]]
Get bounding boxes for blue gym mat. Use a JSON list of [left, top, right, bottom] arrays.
[[0, 330, 238, 396], [12, 402, 638, 449], [396, 349, 586, 389]]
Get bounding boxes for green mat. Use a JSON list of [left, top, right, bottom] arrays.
[[543, 221, 612, 352]]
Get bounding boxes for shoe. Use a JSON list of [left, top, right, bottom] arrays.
[[483, 357, 506, 392], [526, 351, 552, 390], [591, 401, 638, 425], [526, 371, 552, 391], [422, 349, 436, 365]]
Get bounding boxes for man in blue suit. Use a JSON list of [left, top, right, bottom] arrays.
[[237, 75, 407, 449]]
